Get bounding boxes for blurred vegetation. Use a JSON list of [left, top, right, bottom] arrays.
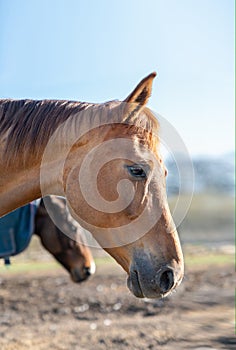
[[0, 192, 234, 273], [169, 193, 234, 246], [0, 252, 233, 275]]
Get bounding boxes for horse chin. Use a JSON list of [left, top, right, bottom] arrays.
[[70, 269, 88, 283]]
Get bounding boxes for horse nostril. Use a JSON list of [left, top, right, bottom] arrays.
[[84, 267, 91, 277], [157, 268, 174, 294]]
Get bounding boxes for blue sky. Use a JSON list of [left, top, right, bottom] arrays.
[[0, 0, 234, 156]]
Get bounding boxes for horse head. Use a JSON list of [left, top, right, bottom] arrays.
[[62, 73, 184, 298], [34, 197, 95, 283]]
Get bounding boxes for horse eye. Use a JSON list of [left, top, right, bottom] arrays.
[[127, 165, 147, 179]]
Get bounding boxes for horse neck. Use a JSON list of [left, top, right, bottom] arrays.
[[0, 145, 64, 217]]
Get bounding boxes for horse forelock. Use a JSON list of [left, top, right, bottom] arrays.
[[0, 98, 159, 165]]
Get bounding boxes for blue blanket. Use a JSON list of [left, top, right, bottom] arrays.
[[0, 202, 38, 261]]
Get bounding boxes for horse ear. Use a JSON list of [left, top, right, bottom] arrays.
[[124, 72, 157, 106]]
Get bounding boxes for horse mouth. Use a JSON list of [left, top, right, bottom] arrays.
[[127, 270, 144, 298]]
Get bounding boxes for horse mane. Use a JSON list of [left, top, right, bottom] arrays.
[[0, 98, 159, 165], [0, 99, 93, 163]]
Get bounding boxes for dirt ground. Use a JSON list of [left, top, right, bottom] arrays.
[[0, 258, 235, 350]]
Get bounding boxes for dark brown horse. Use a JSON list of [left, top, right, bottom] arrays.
[[34, 196, 96, 282], [0, 196, 95, 282]]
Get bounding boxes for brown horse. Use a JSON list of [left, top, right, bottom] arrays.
[[0, 73, 184, 298], [35, 196, 95, 282]]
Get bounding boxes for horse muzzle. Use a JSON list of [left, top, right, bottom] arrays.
[[127, 260, 183, 299], [70, 261, 96, 283]]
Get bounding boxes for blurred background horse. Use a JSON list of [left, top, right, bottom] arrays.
[[0, 196, 95, 283]]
